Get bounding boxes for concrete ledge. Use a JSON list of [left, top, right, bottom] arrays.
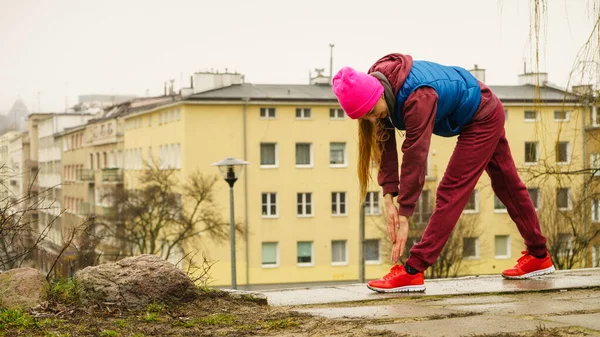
[[258, 268, 600, 306], [220, 288, 268, 305]]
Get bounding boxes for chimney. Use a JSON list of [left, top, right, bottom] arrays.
[[191, 71, 244, 94], [572, 84, 593, 96], [518, 71, 548, 86], [468, 64, 486, 83]]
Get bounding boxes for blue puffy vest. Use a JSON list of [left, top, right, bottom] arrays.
[[388, 61, 482, 137]]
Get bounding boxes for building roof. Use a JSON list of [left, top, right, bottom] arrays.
[[187, 83, 581, 104], [187, 84, 337, 102]]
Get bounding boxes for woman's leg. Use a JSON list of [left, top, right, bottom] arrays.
[[406, 103, 505, 272]]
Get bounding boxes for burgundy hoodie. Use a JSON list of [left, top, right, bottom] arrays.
[[368, 53, 498, 217]]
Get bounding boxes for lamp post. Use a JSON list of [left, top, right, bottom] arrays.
[[211, 157, 249, 289]]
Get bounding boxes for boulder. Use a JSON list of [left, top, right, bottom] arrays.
[[0, 268, 48, 309], [75, 254, 197, 308]]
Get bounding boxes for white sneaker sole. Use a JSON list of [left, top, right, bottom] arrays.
[[367, 284, 426, 293], [502, 265, 556, 279]]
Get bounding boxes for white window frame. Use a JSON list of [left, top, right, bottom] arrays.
[[296, 241, 314, 267], [295, 108, 312, 120], [364, 239, 382, 265], [329, 142, 347, 168], [463, 189, 479, 214], [524, 141, 539, 165], [493, 194, 507, 213], [261, 192, 278, 218], [260, 143, 278, 168], [295, 143, 313, 168], [331, 240, 348, 266], [557, 188, 572, 211], [494, 235, 511, 259], [554, 110, 570, 122], [364, 191, 380, 215], [591, 154, 600, 177], [261, 242, 280, 268], [591, 199, 599, 223], [556, 141, 571, 165], [297, 192, 313, 217], [331, 192, 347, 216], [462, 237, 480, 259], [329, 108, 345, 120], [524, 110, 539, 122], [260, 107, 276, 119]]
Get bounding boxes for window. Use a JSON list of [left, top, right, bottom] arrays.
[[364, 239, 381, 263], [557, 188, 571, 210], [117, 151, 123, 168], [175, 143, 181, 169], [158, 112, 162, 125], [329, 108, 345, 119], [528, 188, 540, 209], [260, 107, 276, 119], [591, 199, 599, 223], [89, 153, 94, 170], [109, 152, 115, 168], [295, 143, 313, 167], [524, 110, 538, 121], [297, 241, 313, 265], [557, 233, 573, 257], [170, 144, 175, 168], [591, 154, 600, 176], [525, 142, 538, 164], [170, 110, 174, 122], [261, 242, 279, 267], [261, 192, 277, 217], [364, 191, 380, 215], [331, 192, 347, 216], [504, 109, 509, 121], [148, 115, 152, 127], [556, 142, 570, 163], [176, 108, 180, 121], [593, 245, 600, 268], [330, 142, 347, 166], [495, 235, 510, 259], [494, 194, 507, 212], [147, 147, 152, 167], [464, 190, 479, 213], [331, 240, 348, 265], [295, 108, 312, 119], [260, 143, 277, 167], [297, 193, 313, 216], [554, 110, 570, 121], [463, 237, 479, 259], [414, 190, 432, 226]]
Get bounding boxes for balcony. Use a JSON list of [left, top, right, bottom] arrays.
[[102, 168, 123, 183], [78, 169, 95, 182], [79, 202, 93, 216]]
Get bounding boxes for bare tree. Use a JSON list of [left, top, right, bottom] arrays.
[[102, 164, 239, 262]]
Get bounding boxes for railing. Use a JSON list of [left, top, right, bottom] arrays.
[[79, 202, 93, 216], [78, 169, 94, 181], [102, 168, 123, 182]]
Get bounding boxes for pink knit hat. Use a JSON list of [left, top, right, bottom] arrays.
[[332, 66, 384, 119]]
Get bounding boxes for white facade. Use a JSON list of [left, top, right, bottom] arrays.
[[8, 134, 25, 198]]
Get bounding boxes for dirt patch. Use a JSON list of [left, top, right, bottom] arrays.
[[469, 326, 597, 337], [1, 290, 403, 337]]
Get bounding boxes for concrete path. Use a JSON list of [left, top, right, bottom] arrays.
[[255, 268, 600, 336], [260, 268, 600, 306]]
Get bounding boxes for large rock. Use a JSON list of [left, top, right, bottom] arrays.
[[0, 268, 48, 309], [75, 254, 198, 308]]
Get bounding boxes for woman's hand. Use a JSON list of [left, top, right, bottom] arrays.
[[391, 215, 409, 262]]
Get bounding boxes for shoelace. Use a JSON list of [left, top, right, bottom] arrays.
[[382, 265, 403, 280], [516, 251, 533, 267]]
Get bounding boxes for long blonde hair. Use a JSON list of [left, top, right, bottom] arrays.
[[357, 117, 388, 203]]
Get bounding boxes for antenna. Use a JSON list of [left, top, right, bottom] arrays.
[[329, 43, 335, 83]]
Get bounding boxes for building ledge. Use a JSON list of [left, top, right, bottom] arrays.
[[258, 268, 600, 306]]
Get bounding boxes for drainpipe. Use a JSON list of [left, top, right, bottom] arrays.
[[242, 98, 250, 289], [582, 95, 589, 268]]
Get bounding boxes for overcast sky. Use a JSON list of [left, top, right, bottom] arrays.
[[0, 0, 597, 113]]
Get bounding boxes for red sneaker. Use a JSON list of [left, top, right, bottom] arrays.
[[367, 265, 426, 293], [502, 251, 556, 279]]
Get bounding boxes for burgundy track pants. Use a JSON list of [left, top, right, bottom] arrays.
[[406, 101, 548, 272]]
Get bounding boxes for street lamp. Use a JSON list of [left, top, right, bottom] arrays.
[[211, 157, 249, 289]]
